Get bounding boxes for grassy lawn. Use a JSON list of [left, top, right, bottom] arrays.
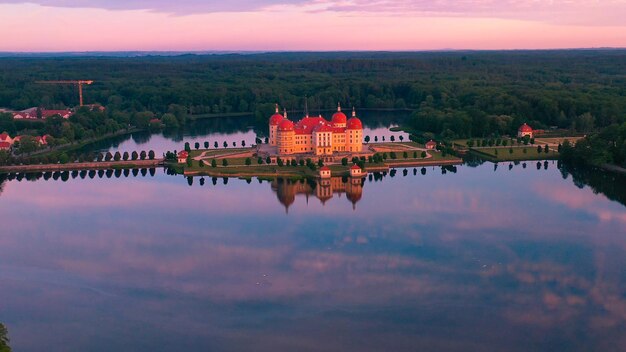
[[472, 146, 559, 161], [188, 148, 252, 158]]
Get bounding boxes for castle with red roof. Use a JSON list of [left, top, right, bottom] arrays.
[[268, 103, 363, 158]]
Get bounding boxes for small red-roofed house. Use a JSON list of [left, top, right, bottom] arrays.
[[0, 132, 12, 144], [177, 151, 189, 163], [319, 165, 331, 178], [425, 140, 437, 150], [350, 164, 363, 177], [518, 123, 534, 138], [0, 141, 11, 151]]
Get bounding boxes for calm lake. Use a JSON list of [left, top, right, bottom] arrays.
[[1, 159, 626, 351]]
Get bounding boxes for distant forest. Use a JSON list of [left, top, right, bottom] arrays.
[[0, 50, 624, 140]]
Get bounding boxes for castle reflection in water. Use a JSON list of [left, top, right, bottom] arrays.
[[271, 176, 365, 212]]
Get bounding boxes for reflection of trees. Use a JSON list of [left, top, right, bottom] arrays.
[[559, 164, 626, 207], [463, 154, 486, 168], [0, 323, 11, 352], [0, 176, 6, 197]]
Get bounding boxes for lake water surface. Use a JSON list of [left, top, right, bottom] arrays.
[[1, 160, 626, 351]]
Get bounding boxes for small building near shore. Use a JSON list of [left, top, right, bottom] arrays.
[[319, 165, 331, 178], [518, 123, 534, 138], [425, 140, 437, 150], [350, 164, 363, 177], [177, 151, 189, 163], [0, 141, 11, 151]]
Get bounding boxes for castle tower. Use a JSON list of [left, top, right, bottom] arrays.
[[268, 104, 283, 146]]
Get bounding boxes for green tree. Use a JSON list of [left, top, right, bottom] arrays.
[[0, 323, 11, 352], [204, 141, 209, 149], [132, 111, 154, 129], [105, 152, 113, 161], [266, 156, 271, 164], [148, 150, 155, 160], [186, 156, 193, 167], [59, 153, 69, 164], [544, 144, 550, 153], [211, 159, 217, 168], [114, 151, 121, 161], [140, 151, 147, 160], [341, 157, 348, 166], [184, 142, 191, 152], [537, 145, 542, 153], [421, 151, 426, 158], [131, 151, 138, 160], [222, 158, 228, 166], [364, 135, 370, 143], [161, 113, 179, 129], [123, 151, 129, 161], [403, 151, 408, 158], [223, 141, 228, 148], [214, 141, 218, 148], [258, 157, 263, 164], [245, 157, 251, 165], [194, 142, 200, 150], [199, 160, 205, 167], [277, 158, 284, 167]]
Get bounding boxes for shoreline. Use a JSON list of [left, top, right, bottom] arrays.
[[0, 159, 163, 173]]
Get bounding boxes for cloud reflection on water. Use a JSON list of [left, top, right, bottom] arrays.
[[0, 164, 625, 351]]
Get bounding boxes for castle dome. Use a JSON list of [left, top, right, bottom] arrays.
[[332, 103, 347, 125], [346, 107, 363, 129], [346, 117, 362, 130], [278, 119, 294, 131], [270, 113, 284, 126], [269, 104, 284, 126]]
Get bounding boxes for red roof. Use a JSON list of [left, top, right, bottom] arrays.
[[313, 124, 333, 133], [0, 132, 10, 141], [295, 116, 330, 134], [178, 151, 188, 158], [346, 117, 363, 130], [269, 113, 284, 126], [41, 110, 72, 118], [320, 166, 330, 171], [0, 141, 11, 149], [350, 164, 361, 170], [331, 111, 347, 124], [426, 140, 437, 146], [519, 123, 533, 132], [278, 119, 295, 132]]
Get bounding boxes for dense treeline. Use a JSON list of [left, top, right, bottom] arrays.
[[561, 123, 626, 168], [0, 50, 623, 140]]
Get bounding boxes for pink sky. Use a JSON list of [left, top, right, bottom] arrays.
[[0, 1, 624, 51]]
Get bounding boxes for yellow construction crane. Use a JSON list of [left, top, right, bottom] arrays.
[[35, 80, 94, 106]]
